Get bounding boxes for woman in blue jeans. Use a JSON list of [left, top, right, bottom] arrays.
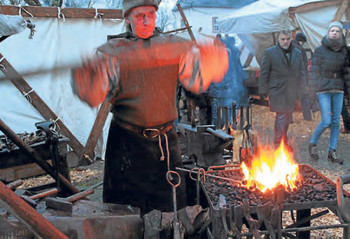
[[308, 21, 350, 164]]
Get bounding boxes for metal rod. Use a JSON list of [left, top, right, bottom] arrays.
[[240, 106, 244, 130], [286, 209, 329, 229], [232, 103, 236, 130], [176, 167, 242, 185]]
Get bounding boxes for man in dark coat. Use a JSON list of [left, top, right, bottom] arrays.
[[259, 30, 306, 148]]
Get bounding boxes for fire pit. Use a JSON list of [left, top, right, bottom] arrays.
[[181, 142, 350, 238], [197, 164, 350, 238]]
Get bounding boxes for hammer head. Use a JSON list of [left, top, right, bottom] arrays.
[[21, 195, 37, 208], [46, 197, 73, 212]]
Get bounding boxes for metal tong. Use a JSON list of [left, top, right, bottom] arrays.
[[166, 170, 184, 239]]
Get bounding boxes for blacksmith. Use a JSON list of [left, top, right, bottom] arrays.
[[72, 0, 228, 214]]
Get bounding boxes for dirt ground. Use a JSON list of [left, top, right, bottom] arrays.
[[20, 104, 350, 238]]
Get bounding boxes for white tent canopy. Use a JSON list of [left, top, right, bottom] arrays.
[[0, 7, 124, 161], [219, 0, 346, 64]]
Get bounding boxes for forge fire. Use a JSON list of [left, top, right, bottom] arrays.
[[203, 141, 350, 208], [241, 141, 300, 193], [203, 164, 344, 208]]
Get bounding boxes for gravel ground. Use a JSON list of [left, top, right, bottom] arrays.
[[19, 104, 350, 238]]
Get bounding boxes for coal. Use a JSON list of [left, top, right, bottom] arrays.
[[203, 165, 350, 208]]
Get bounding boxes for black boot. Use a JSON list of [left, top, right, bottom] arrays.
[[328, 149, 343, 164], [308, 144, 318, 160]]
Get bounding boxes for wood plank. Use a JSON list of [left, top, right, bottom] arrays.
[[333, 0, 349, 21], [0, 5, 123, 19], [0, 54, 84, 159], [0, 152, 79, 182], [80, 99, 110, 164], [289, 0, 342, 14]]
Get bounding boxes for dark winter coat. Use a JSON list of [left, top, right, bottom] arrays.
[[259, 44, 306, 113], [308, 36, 350, 96], [292, 40, 308, 72], [208, 37, 248, 106]]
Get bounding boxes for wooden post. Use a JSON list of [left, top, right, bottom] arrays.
[[333, 0, 349, 21], [0, 180, 68, 239], [80, 99, 110, 164], [0, 54, 84, 159], [176, 3, 197, 43]]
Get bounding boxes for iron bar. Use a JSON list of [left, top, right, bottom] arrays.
[[176, 167, 242, 185], [234, 224, 348, 237]]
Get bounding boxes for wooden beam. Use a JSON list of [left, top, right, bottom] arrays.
[[333, 0, 349, 21], [0, 54, 84, 159], [176, 3, 196, 43], [289, 0, 342, 14], [0, 5, 123, 19], [243, 54, 254, 68], [0, 180, 68, 239], [80, 99, 110, 164]]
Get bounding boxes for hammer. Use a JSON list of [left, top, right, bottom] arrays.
[[45, 189, 94, 212], [20, 188, 59, 208]]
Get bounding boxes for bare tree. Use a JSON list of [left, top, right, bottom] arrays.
[[106, 0, 122, 9], [156, 7, 173, 32], [8, 0, 21, 5], [24, 0, 41, 6], [50, 0, 63, 7]]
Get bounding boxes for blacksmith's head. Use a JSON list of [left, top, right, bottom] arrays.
[[123, 0, 159, 39]]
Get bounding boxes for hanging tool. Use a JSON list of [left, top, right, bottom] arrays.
[[166, 170, 184, 239]]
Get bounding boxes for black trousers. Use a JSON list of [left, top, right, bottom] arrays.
[[341, 99, 350, 130], [103, 120, 187, 215], [274, 112, 292, 148]]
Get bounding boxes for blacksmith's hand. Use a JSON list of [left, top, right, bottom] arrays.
[[197, 40, 229, 85], [72, 54, 117, 108]]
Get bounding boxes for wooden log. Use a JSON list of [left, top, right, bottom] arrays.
[[0, 54, 84, 159], [0, 180, 68, 239]]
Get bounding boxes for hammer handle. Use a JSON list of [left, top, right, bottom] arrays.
[[65, 189, 94, 203], [30, 188, 59, 200]]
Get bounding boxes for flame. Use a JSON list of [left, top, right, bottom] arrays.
[[241, 141, 299, 193]]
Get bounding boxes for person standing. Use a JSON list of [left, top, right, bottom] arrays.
[[259, 30, 306, 148], [292, 32, 313, 121], [308, 21, 350, 164], [71, 0, 228, 214], [209, 35, 246, 128]]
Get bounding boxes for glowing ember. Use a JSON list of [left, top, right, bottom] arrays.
[[241, 141, 299, 193]]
